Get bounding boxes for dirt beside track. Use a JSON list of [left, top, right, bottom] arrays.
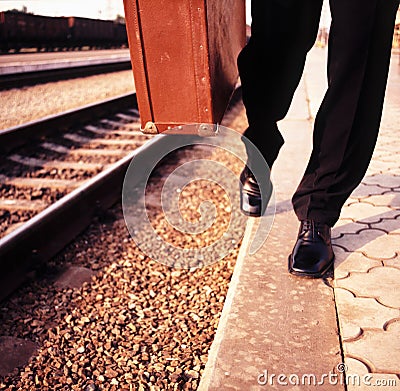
[[0, 70, 135, 130], [0, 104, 250, 389]]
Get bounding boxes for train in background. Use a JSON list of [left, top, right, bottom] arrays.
[[0, 11, 128, 53]]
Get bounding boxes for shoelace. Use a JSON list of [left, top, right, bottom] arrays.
[[301, 220, 328, 240]]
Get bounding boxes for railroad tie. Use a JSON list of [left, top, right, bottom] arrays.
[[0, 198, 48, 212], [8, 154, 105, 171], [85, 125, 149, 138], [64, 133, 141, 146], [41, 142, 124, 157], [0, 174, 85, 190]]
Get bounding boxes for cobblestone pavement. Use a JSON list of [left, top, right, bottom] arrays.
[[307, 46, 400, 389], [331, 51, 400, 389], [200, 47, 400, 390]]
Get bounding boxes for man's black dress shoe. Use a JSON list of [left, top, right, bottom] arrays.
[[239, 166, 272, 217], [288, 219, 334, 278]]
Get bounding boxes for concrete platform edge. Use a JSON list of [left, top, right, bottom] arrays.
[[198, 218, 256, 390]]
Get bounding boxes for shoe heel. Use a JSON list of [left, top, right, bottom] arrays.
[[240, 189, 263, 217]]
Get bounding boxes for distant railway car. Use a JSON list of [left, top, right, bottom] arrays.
[[0, 11, 69, 52], [113, 22, 128, 47], [0, 11, 127, 53], [68, 16, 113, 48]]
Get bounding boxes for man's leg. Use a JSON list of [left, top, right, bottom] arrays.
[[237, 0, 323, 216], [288, 0, 398, 278], [292, 0, 399, 227], [237, 0, 323, 169]]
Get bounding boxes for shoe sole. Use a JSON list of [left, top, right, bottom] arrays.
[[287, 254, 335, 279]]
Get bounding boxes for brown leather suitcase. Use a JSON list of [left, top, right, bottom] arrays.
[[123, 0, 246, 133]]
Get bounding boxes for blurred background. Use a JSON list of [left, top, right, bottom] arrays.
[[0, 0, 330, 27], [0, 0, 125, 21], [3, 0, 389, 50]]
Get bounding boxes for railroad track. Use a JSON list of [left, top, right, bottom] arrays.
[[0, 93, 163, 301], [0, 60, 131, 90]]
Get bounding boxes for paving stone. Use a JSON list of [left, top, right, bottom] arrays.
[[372, 151, 398, 161], [334, 229, 398, 260], [344, 357, 370, 374], [335, 266, 400, 308], [364, 167, 389, 177], [339, 202, 394, 224], [372, 150, 394, 160], [200, 211, 343, 391], [343, 199, 357, 207], [366, 160, 396, 175], [369, 216, 400, 234], [363, 193, 400, 208], [377, 133, 400, 142], [344, 358, 400, 391], [374, 143, 400, 153], [371, 147, 388, 154], [333, 247, 382, 279], [332, 219, 368, 239], [334, 288, 400, 341], [382, 156, 398, 165], [351, 183, 388, 198], [362, 174, 400, 188], [343, 321, 400, 374], [382, 255, 400, 270], [388, 167, 400, 176]]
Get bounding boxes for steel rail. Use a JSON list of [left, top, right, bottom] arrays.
[[0, 92, 149, 301], [0, 120, 171, 302], [0, 60, 132, 90], [0, 92, 137, 154]]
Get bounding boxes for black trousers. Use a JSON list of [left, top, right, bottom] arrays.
[[237, 0, 399, 226]]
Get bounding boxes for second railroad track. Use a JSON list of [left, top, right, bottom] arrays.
[[0, 93, 161, 301]]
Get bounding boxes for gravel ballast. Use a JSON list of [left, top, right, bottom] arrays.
[[0, 156, 242, 389], [0, 100, 250, 389], [0, 70, 135, 130]]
